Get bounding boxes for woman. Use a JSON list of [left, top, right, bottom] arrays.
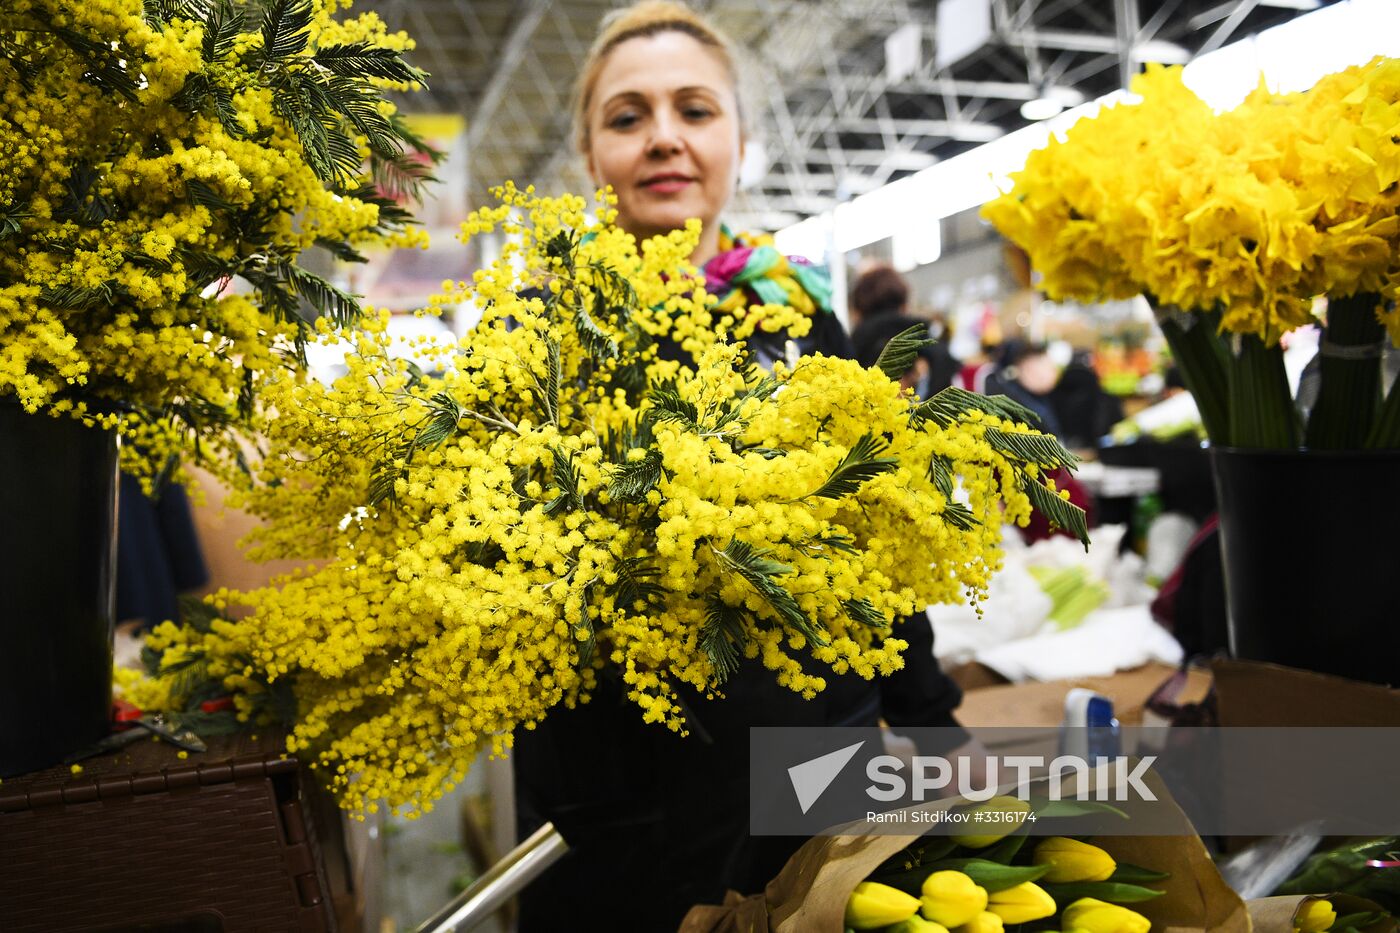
[[511, 5, 968, 929]]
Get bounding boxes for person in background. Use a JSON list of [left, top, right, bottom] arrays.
[[984, 341, 1063, 437], [509, 5, 973, 930], [849, 263, 958, 398], [1048, 353, 1125, 454]]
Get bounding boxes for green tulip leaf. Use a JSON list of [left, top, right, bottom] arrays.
[[1333, 911, 1387, 932], [925, 858, 1052, 894], [972, 832, 1028, 864], [1109, 863, 1172, 883], [1043, 881, 1168, 904]]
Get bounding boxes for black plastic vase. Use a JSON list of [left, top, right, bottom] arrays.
[[0, 401, 118, 776], [1210, 447, 1400, 687]]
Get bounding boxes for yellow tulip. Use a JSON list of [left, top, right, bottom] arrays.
[[949, 796, 1032, 848], [986, 881, 1058, 923], [1032, 836, 1118, 883], [1294, 898, 1336, 933], [845, 881, 921, 929], [1061, 897, 1152, 933], [921, 871, 989, 927], [954, 911, 1005, 933], [890, 917, 951, 933]]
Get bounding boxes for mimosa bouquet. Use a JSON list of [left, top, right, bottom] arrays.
[[128, 186, 1088, 816], [0, 0, 434, 485]]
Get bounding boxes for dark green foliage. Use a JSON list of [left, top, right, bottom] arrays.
[[911, 385, 1039, 429], [607, 556, 666, 611], [842, 597, 889, 630], [646, 384, 699, 429], [1023, 474, 1090, 547], [259, 0, 314, 62], [700, 597, 747, 685], [608, 449, 663, 503], [544, 445, 582, 515], [713, 539, 827, 646], [806, 433, 898, 500], [874, 323, 935, 381]]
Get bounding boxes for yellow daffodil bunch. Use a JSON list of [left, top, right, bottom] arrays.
[[135, 185, 1087, 816], [0, 0, 433, 486], [984, 58, 1400, 450], [984, 59, 1400, 341]]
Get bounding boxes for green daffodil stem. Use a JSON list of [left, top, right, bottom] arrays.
[[1228, 332, 1298, 449], [1366, 373, 1400, 448], [1153, 304, 1231, 444], [1306, 292, 1384, 450]]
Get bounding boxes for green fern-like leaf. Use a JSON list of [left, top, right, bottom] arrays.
[[53, 25, 138, 99], [143, 0, 208, 27], [0, 35, 42, 90], [607, 449, 663, 504], [260, 0, 314, 61], [873, 323, 934, 381], [713, 539, 827, 646], [843, 597, 890, 630], [573, 302, 620, 361], [942, 502, 980, 531], [185, 178, 238, 213], [372, 150, 437, 202], [1022, 474, 1090, 547], [700, 597, 748, 685], [609, 556, 665, 611], [573, 586, 597, 666], [983, 424, 1079, 470], [533, 336, 561, 425], [646, 385, 698, 429], [928, 453, 955, 500], [811, 531, 858, 554], [806, 433, 898, 501], [313, 42, 427, 84], [202, 0, 243, 60], [910, 386, 1040, 429], [286, 264, 361, 327], [42, 283, 117, 310], [413, 392, 462, 451], [315, 236, 367, 264], [543, 445, 581, 516]]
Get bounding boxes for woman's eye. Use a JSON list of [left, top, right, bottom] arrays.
[[684, 106, 713, 120], [608, 112, 639, 129]]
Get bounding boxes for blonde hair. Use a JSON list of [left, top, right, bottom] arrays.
[[573, 0, 745, 154]]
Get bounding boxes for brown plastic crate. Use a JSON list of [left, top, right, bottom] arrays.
[[0, 732, 339, 933]]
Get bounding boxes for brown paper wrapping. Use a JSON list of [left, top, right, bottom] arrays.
[[680, 772, 1247, 933], [1247, 893, 1396, 933]]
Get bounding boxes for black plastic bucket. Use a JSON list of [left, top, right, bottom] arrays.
[[1211, 447, 1400, 687], [0, 402, 118, 775]]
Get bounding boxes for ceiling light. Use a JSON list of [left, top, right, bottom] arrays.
[[1020, 94, 1064, 120]]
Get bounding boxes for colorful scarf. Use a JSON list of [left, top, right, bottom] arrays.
[[702, 226, 833, 317]]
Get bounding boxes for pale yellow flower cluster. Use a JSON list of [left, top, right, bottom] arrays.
[[983, 59, 1400, 343], [138, 186, 1074, 817], [0, 0, 424, 486]]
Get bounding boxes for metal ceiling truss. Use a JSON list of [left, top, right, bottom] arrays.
[[368, 0, 1336, 231]]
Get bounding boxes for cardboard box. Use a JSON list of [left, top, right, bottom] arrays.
[[1211, 659, 1400, 727]]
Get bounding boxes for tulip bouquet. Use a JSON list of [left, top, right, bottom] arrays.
[[681, 780, 1248, 933], [983, 59, 1400, 451], [844, 797, 1170, 933]]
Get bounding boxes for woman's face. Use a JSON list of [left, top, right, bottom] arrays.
[[585, 31, 743, 260]]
